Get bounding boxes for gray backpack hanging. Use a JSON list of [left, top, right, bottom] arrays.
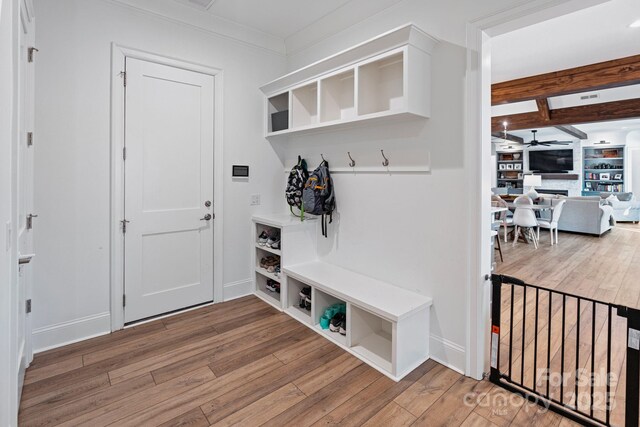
[[302, 160, 335, 237]]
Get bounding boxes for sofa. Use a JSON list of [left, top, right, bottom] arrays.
[[539, 196, 613, 236], [600, 192, 640, 223]]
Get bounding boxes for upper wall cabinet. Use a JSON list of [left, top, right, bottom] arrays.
[[260, 24, 438, 138]]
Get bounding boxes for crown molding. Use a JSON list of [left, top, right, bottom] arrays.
[[108, 0, 286, 55]]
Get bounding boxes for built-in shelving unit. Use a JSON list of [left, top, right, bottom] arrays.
[[496, 150, 524, 189], [582, 145, 625, 196], [252, 213, 432, 381], [260, 24, 437, 138]]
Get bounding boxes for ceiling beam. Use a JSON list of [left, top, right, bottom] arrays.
[[555, 125, 588, 140], [491, 132, 524, 144], [492, 98, 640, 132], [492, 54, 640, 105], [536, 98, 550, 122]]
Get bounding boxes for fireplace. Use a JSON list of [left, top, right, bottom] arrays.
[[538, 188, 569, 196]]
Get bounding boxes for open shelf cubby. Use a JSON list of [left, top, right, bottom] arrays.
[[350, 305, 393, 374], [291, 82, 318, 128], [320, 69, 355, 123], [255, 271, 281, 307], [286, 276, 311, 324], [267, 92, 289, 134], [358, 51, 404, 116], [313, 288, 347, 347]]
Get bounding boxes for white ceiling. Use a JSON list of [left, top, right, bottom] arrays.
[[172, 0, 403, 40], [492, 0, 640, 83]]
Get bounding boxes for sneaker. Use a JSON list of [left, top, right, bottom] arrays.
[[305, 296, 311, 311], [330, 313, 345, 333], [270, 239, 281, 250], [265, 279, 278, 292], [266, 236, 280, 248], [299, 287, 311, 308], [339, 321, 346, 335], [267, 264, 280, 274], [257, 231, 269, 246]]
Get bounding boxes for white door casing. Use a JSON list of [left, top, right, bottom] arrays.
[[123, 58, 215, 323], [16, 0, 35, 398]]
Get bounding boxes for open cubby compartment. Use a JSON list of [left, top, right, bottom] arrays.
[[291, 82, 319, 128], [312, 288, 347, 347], [320, 68, 355, 123], [255, 223, 281, 253], [285, 276, 312, 324], [256, 246, 280, 273], [358, 49, 405, 116], [255, 270, 281, 308], [349, 305, 393, 374], [267, 92, 290, 133]]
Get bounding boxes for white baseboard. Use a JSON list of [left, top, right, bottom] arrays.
[[223, 278, 253, 301], [33, 312, 111, 353], [430, 334, 466, 375]]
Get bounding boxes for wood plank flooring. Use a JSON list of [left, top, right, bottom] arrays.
[[22, 222, 640, 427], [495, 223, 640, 426]]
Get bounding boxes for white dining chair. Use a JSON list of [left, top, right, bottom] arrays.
[[512, 196, 539, 249], [537, 199, 566, 245]]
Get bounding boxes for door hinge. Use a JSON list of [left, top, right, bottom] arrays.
[[26, 299, 32, 314], [121, 219, 130, 233], [123, 295, 126, 308], [26, 214, 38, 230], [27, 132, 33, 147], [122, 147, 127, 161], [120, 71, 127, 87], [28, 47, 38, 63]]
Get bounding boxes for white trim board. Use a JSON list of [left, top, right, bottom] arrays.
[[223, 279, 253, 301], [109, 44, 225, 331], [32, 312, 111, 353], [430, 334, 466, 375]]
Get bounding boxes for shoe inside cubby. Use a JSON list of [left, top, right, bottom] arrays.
[[350, 305, 392, 373], [255, 271, 281, 307], [256, 248, 280, 281], [313, 288, 347, 347], [256, 224, 281, 255], [286, 276, 312, 323]]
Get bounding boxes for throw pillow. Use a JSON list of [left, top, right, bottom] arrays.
[[600, 192, 612, 199], [618, 192, 633, 202]]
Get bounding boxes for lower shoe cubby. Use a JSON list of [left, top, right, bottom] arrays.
[[285, 276, 311, 324], [312, 288, 347, 347], [255, 271, 281, 309], [349, 305, 393, 374]]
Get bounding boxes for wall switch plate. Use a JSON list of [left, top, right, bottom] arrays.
[[250, 194, 261, 206]]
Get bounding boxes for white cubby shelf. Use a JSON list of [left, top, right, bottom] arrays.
[[252, 213, 432, 381], [260, 24, 437, 138]]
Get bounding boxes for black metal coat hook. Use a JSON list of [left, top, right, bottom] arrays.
[[321, 154, 326, 162], [347, 152, 356, 167], [380, 150, 389, 167]]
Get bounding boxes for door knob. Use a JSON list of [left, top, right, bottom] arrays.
[[200, 214, 212, 221], [204, 201, 212, 208]]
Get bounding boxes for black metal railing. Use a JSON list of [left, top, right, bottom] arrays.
[[490, 274, 640, 427]]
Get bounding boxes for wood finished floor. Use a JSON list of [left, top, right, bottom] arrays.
[[22, 223, 640, 426], [495, 222, 640, 427], [19, 295, 577, 427]]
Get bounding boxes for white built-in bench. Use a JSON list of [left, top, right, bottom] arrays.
[[284, 261, 432, 381], [252, 214, 432, 381]]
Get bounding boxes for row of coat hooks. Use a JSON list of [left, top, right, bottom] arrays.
[[320, 150, 390, 167]]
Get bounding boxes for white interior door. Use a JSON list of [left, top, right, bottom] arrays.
[[124, 58, 215, 323]]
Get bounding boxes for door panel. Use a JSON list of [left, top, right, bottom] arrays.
[[124, 58, 214, 323]]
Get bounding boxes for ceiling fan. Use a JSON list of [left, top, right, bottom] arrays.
[[524, 130, 572, 147]]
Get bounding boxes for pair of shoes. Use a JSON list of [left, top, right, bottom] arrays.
[[266, 279, 280, 293], [299, 287, 311, 311], [330, 313, 346, 335], [320, 303, 345, 330], [260, 256, 279, 269]]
